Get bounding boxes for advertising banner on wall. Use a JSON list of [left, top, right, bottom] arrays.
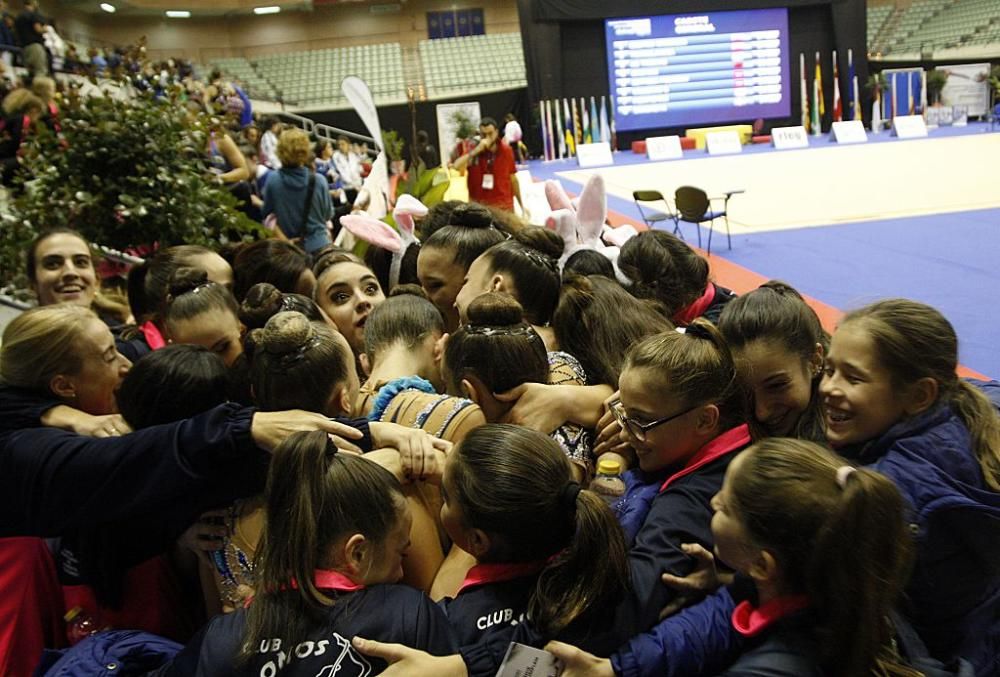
[[937, 63, 990, 117]]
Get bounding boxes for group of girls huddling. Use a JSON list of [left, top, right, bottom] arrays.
[[1, 192, 998, 677]]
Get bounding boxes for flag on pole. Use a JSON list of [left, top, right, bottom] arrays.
[[539, 100, 549, 161], [545, 99, 556, 161], [589, 97, 600, 144], [572, 97, 582, 145], [581, 97, 591, 144], [609, 95, 617, 150], [891, 72, 898, 119], [599, 95, 611, 144], [847, 49, 858, 121], [563, 99, 575, 157], [906, 72, 914, 114], [831, 51, 843, 122], [554, 100, 566, 159], [872, 83, 882, 132], [811, 52, 823, 136], [920, 69, 928, 114], [800, 53, 810, 132]]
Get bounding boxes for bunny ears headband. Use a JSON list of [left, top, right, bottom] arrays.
[[339, 193, 427, 289], [544, 174, 637, 284]]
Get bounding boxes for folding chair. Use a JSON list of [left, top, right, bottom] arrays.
[[632, 190, 683, 241], [674, 186, 741, 254]]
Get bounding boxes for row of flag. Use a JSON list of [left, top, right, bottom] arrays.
[[538, 95, 617, 162], [800, 48, 863, 136]]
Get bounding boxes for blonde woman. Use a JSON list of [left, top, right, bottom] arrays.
[[263, 128, 333, 254]]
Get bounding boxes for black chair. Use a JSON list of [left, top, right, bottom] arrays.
[[674, 186, 740, 254], [632, 190, 682, 240]]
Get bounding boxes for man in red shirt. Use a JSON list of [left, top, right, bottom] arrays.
[[453, 117, 526, 215]]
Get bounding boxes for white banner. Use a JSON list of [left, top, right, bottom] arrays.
[[341, 77, 389, 219], [937, 63, 990, 117], [435, 102, 482, 168]]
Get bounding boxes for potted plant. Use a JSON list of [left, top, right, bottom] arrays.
[[448, 109, 478, 164], [3, 88, 264, 289], [926, 69, 949, 106], [381, 130, 406, 176]]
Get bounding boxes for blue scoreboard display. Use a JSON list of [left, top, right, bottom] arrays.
[[606, 8, 792, 132]]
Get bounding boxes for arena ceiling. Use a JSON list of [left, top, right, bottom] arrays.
[[50, 0, 389, 16]]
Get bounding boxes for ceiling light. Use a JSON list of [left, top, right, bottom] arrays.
[[254, 6, 281, 14], [165, 10, 191, 18], [99, 2, 115, 12]]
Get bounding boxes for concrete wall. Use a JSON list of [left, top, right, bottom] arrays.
[[47, 0, 520, 62]]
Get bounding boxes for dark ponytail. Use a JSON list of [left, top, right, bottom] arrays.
[[241, 430, 404, 662], [731, 439, 914, 677], [240, 282, 324, 330], [451, 425, 629, 637], [618, 230, 709, 318]]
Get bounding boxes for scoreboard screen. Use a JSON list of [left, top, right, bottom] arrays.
[[605, 8, 791, 132]]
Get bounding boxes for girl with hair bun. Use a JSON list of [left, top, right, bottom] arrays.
[[157, 431, 456, 676], [819, 299, 1000, 672], [235, 311, 452, 597], [550, 439, 936, 677], [120, 244, 233, 362], [444, 292, 593, 481], [718, 280, 828, 441], [239, 281, 325, 331], [454, 226, 564, 350], [416, 214, 506, 334], [618, 230, 736, 326], [162, 267, 244, 368]]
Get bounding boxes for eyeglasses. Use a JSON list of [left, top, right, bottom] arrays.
[[609, 398, 698, 442]]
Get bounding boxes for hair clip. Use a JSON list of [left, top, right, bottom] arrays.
[[519, 245, 557, 273], [836, 465, 856, 489], [464, 324, 538, 339], [269, 335, 324, 367]]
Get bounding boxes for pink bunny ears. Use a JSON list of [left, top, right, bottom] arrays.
[[339, 194, 429, 288]]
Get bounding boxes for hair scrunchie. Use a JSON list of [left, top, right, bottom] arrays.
[[560, 481, 581, 513]]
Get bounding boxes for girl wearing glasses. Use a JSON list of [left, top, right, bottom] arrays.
[[601, 319, 750, 651]]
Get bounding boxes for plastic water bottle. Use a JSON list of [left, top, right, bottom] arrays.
[[64, 606, 101, 646], [589, 459, 626, 506]]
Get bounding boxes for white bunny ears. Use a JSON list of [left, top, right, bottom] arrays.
[[544, 174, 637, 283], [339, 194, 428, 289]]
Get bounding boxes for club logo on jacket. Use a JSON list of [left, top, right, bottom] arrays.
[[256, 633, 371, 677], [476, 607, 525, 631]]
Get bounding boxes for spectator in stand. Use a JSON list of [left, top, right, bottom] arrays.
[[0, 1, 16, 72], [62, 42, 82, 74], [415, 129, 439, 169], [453, 116, 526, 215], [259, 116, 281, 170], [333, 134, 363, 205], [0, 87, 44, 186], [504, 112, 527, 164], [42, 17, 62, 72], [263, 128, 333, 255], [88, 46, 106, 76], [15, 0, 47, 79]]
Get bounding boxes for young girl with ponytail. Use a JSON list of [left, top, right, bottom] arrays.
[[548, 439, 939, 677], [354, 423, 629, 677], [820, 299, 1000, 673], [157, 431, 456, 676], [603, 320, 750, 649]]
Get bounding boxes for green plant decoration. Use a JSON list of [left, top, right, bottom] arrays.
[[926, 69, 948, 105], [1, 90, 265, 288], [381, 129, 405, 162]]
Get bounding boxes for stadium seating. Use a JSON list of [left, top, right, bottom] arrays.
[[419, 33, 526, 98]]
